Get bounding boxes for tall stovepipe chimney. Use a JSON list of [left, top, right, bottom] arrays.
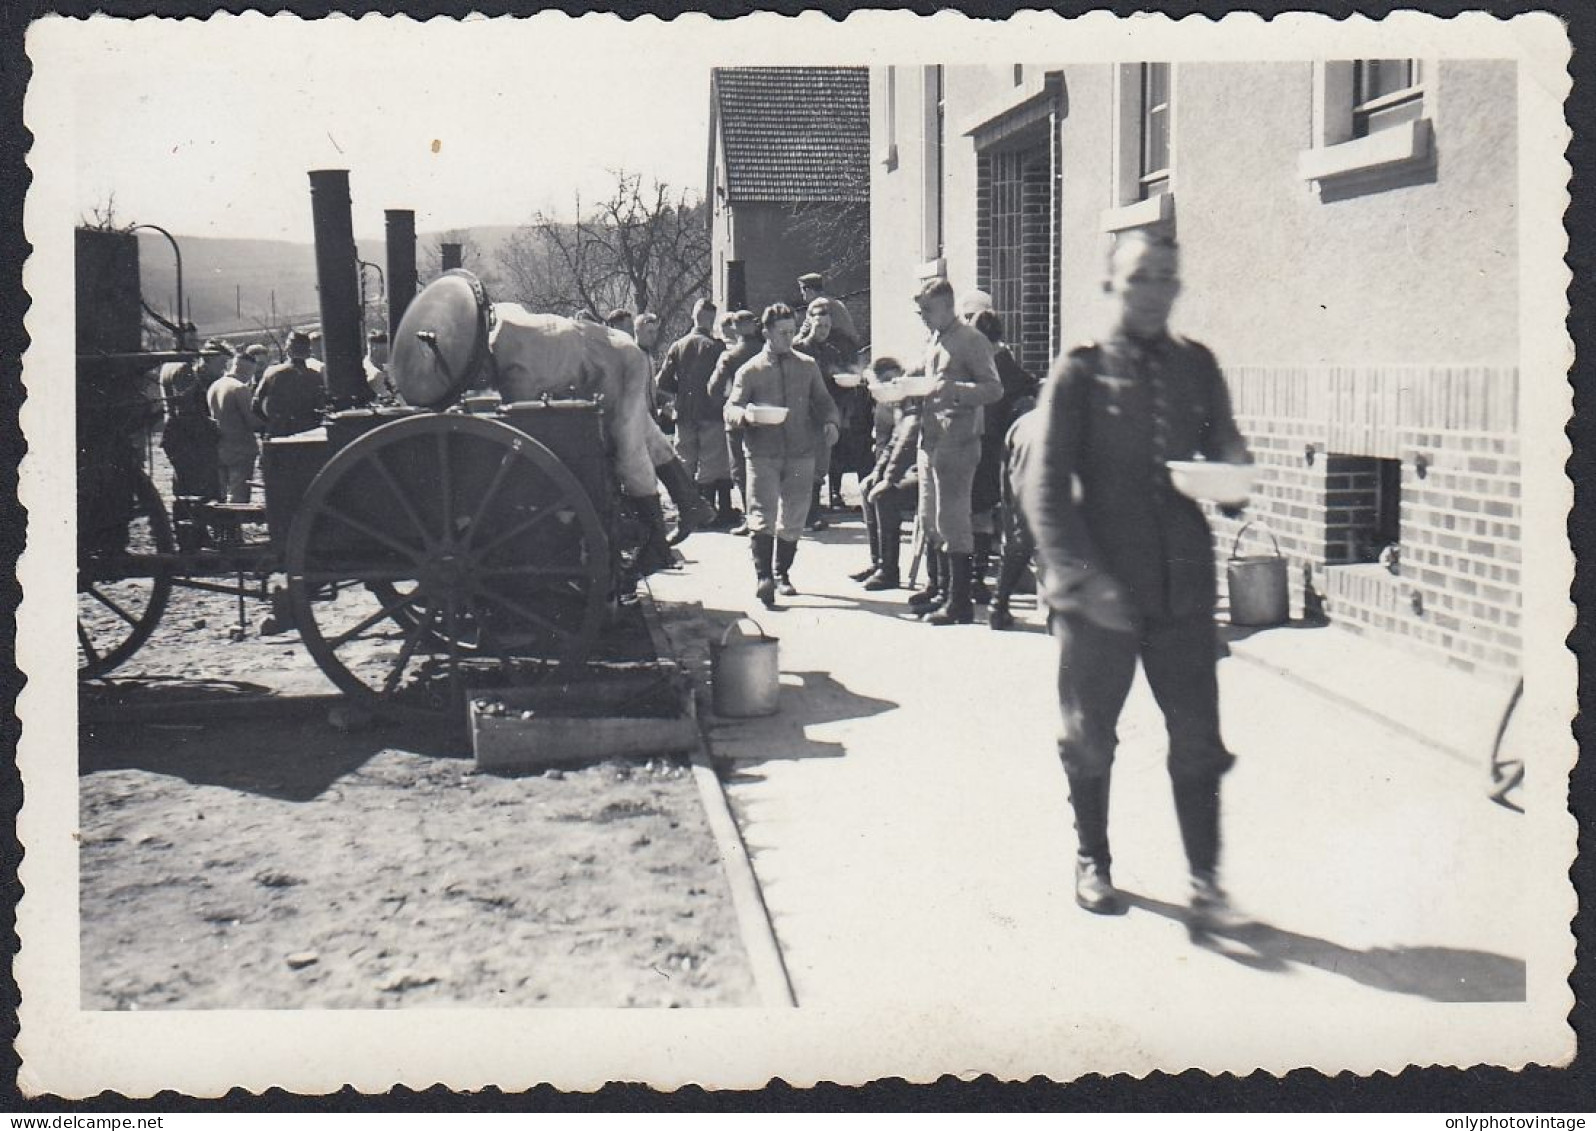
[[308, 169, 370, 407]]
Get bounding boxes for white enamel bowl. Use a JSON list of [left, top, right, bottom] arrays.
[[744, 404, 791, 426], [1166, 460, 1255, 506]]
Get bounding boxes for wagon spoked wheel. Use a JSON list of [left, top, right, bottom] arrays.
[[78, 469, 174, 679], [285, 413, 612, 722]]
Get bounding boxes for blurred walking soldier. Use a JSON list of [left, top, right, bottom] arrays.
[[251, 330, 326, 438], [724, 304, 840, 609], [1018, 231, 1251, 927], [909, 277, 1003, 625], [657, 299, 736, 527]]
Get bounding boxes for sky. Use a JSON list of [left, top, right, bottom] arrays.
[[68, 15, 718, 242]]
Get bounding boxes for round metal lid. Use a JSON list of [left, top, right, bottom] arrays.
[[389, 270, 492, 409]]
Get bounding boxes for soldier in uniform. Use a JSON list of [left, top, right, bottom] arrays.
[[1018, 231, 1251, 928], [159, 338, 231, 500], [251, 330, 327, 438]]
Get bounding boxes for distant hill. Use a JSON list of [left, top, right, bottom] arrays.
[[136, 225, 525, 339]]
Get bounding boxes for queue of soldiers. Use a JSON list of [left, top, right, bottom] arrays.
[[640, 271, 1038, 629]]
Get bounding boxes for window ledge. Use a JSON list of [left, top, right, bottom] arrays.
[[1298, 118, 1433, 189], [1100, 192, 1174, 234], [915, 257, 946, 280]]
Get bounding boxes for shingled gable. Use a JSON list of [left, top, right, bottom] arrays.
[[709, 67, 870, 205]]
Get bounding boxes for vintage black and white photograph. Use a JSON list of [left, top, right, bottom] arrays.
[[14, 9, 1575, 1095]]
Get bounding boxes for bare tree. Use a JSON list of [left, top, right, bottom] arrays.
[[81, 191, 129, 232], [784, 160, 871, 288], [496, 171, 711, 345]]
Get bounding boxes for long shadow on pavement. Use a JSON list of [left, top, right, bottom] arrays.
[[1124, 891, 1527, 1002], [707, 669, 899, 777]]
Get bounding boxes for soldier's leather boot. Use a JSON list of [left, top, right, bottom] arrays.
[[863, 516, 902, 590], [712, 481, 739, 529], [775, 538, 799, 596], [970, 533, 994, 604], [851, 508, 882, 581], [1188, 872, 1247, 933], [927, 553, 974, 624], [656, 456, 716, 544], [631, 494, 675, 577], [1075, 856, 1123, 916], [908, 549, 944, 609], [805, 482, 827, 531], [1066, 771, 1123, 915], [989, 549, 1027, 629], [751, 532, 777, 609]]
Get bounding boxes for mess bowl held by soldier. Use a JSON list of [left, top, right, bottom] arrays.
[[869, 381, 908, 405], [832, 369, 863, 389], [896, 372, 938, 398], [1166, 459, 1255, 507], [744, 404, 791, 426]]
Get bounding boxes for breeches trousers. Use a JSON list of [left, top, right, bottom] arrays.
[[746, 456, 817, 542], [917, 437, 981, 554], [675, 419, 731, 484], [1050, 610, 1236, 783]]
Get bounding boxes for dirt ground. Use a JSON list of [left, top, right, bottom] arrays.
[[78, 457, 758, 1008], [81, 719, 755, 1009]]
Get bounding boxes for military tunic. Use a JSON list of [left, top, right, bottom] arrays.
[[1022, 329, 1248, 622]]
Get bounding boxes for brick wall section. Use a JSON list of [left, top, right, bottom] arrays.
[[1207, 364, 1522, 677]]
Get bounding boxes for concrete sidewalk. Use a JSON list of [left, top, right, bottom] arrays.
[[648, 513, 1529, 1071]]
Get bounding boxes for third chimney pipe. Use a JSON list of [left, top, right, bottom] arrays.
[[385, 209, 417, 340], [441, 242, 463, 272], [308, 169, 369, 407]]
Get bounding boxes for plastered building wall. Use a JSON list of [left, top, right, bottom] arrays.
[[872, 60, 1523, 676]]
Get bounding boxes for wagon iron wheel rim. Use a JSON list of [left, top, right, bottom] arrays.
[[77, 469, 175, 680], [284, 413, 612, 723]]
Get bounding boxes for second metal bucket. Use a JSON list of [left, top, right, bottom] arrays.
[[1226, 522, 1290, 627], [710, 618, 780, 718]]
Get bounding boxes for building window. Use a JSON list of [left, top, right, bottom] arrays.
[[919, 65, 946, 268], [934, 64, 946, 258], [1139, 62, 1171, 199], [879, 66, 899, 170], [1323, 455, 1402, 565], [726, 260, 746, 312], [1102, 63, 1176, 232], [1298, 60, 1435, 197], [1352, 59, 1425, 137], [1013, 64, 1024, 86]]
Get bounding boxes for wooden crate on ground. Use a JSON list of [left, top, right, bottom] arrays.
[[468, 661, 698, 773]]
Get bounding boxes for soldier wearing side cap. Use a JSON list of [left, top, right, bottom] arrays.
[[1018, 230, 1252, 930]]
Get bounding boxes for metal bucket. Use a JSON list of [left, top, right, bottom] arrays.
[[1227, 522, 1290, 627], [710, 618, 780, 718]]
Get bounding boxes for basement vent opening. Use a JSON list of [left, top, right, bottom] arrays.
[[1324, 454, 1402, 566]]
